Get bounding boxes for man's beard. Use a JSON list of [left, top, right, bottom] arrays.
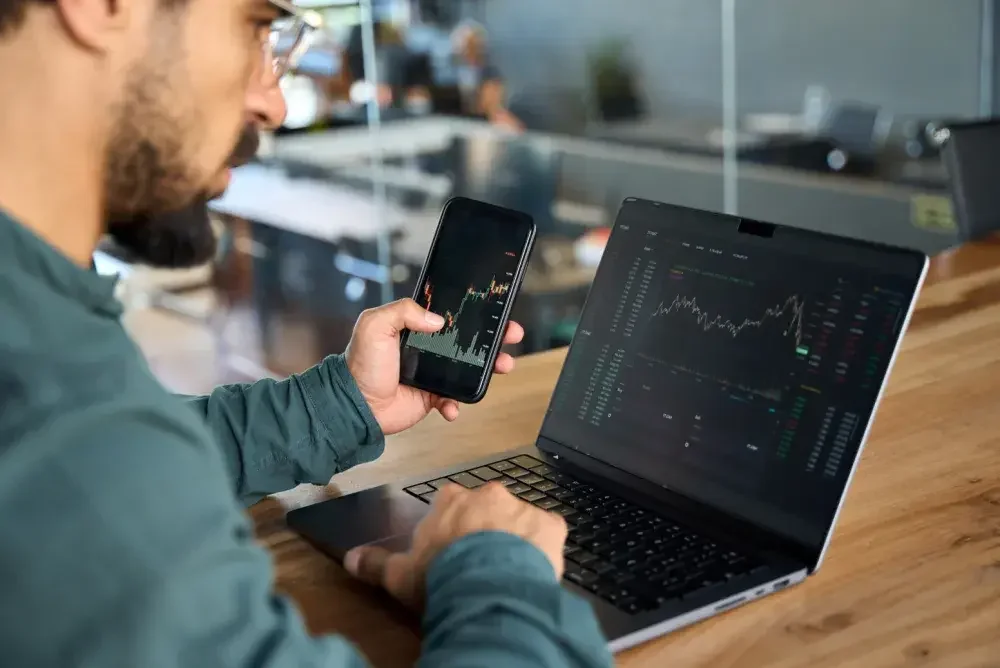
[[103, 124, 260, 268], [103, 196, 217, 267], [100, 25, 257, 269]]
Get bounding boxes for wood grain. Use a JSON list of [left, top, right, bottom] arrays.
[[254, 241, 1000, 668]]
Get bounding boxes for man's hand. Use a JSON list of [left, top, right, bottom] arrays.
[[345, 298, 524, 435], [344, 483, 567, 609]]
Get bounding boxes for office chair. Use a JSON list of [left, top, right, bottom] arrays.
[[941, 118, 1000, 242]]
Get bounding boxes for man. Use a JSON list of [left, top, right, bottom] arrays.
[[402, 19, 523, 131], [0, 2, 612, 667], [449, 20, 523, 131]]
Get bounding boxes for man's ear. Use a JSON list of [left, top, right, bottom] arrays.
[[55, 0, 133, 52]]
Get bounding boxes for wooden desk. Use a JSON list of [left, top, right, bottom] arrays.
[[252, 239, 1000, 667]]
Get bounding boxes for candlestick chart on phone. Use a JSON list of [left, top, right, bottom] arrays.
[[406, 250, 519, 368]]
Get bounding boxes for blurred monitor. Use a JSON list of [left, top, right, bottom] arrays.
[[822, 103, 890, 158], [447, 134, 560, 233], [942, 118, 1000, 242]]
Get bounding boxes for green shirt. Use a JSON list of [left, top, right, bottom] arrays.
[[0, 211, 612, 668]]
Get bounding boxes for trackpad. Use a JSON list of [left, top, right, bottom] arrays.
[[286, 486, 428, 560]]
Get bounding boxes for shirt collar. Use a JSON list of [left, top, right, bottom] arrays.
[[0, 209, 123, 318]]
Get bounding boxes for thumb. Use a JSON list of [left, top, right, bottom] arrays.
[[344, 546, 421, 608], [361, 298, 445, 336], [344, 545, 391, 586]]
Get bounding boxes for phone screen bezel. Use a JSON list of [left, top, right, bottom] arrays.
[[399, 196, 537, 403]]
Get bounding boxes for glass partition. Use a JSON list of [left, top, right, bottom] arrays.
[[208, 0, 990, 377], [723, 0, 991, 254]]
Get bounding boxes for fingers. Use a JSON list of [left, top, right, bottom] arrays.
[[494, 353, 515, 374], [343, 545, 391, 587], [381, 552, 422, 609], [358, 298, 444, 336], [344, 545, 422, 609], [502, 321, 524, 345], [436, 398, 460, 421]]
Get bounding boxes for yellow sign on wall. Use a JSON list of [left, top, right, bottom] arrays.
[[911, 194, 956, 233]]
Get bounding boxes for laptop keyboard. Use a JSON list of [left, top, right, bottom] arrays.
[[405, 455, 763, 615]]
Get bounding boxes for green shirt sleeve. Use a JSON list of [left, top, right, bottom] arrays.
[[184, 354, 385, 505], [423, 532, 614, 668], [1, 401, 611, 668]]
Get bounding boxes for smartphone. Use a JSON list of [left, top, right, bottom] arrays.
[[400, 197, 536, 403]]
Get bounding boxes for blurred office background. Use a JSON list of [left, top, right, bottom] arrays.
[[114, 0, 996, 393]]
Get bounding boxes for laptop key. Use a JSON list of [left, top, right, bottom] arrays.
[[491, 461, 515, 472], [563, 544, 580, 557], [508, 483, 531, 495], [511, 455, 544, 469], [419, 490, 437, 503], [533, 480, 558, 492], [405, 484, 434, 496], [449, 472, 485, 489], [580, 521, 610, 535], [470, 467, 502, 481], [568, 550, 598, 566], [534, 497, 561, 511], [519, 490, 546, 503], [591, 560, 615, 576], [520, 473, 545, 485], [553, 506, 578, 519], [566, 569, 599, 587], [506, 467, 530, 478], [611, 555, 644, 570], [591, 543, 614, 556], [611, 572, 635, 585], [496, 476, 518, 487], [428, 478, 453, 489], [598, 585, 637, 604], [531, 465, 552, 476], [638, 564, 664, 580], [621, 600, 647, 615]]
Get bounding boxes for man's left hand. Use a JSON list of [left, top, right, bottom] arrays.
[[346, 298, 524, 435]]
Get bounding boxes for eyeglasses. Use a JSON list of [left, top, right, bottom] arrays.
[[266, 0, 322, 79]]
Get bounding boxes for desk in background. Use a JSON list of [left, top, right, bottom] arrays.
[[273, 116, 958, 253], [251, 237, 1000, 667]]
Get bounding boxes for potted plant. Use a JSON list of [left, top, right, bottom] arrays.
[[588, 38, 643, 122]]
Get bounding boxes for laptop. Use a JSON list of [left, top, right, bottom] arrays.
[[288, 198, 928, 652]]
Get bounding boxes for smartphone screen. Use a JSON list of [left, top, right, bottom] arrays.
[[400, 197, 536, 402]]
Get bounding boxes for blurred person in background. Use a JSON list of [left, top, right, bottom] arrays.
[[344, 19, 429, 111], [0, 1, 611, 668], [402, 18, 523, 130], [449, 20, 523, 131]]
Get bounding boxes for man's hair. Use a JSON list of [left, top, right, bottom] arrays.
[[0, 0, 42, 35], [0, 0, 185, 36]]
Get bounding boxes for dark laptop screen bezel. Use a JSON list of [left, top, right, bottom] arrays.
[[537, 198, 927, 568]]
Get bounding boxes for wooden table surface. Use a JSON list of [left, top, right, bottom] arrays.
[[253, 239, 1000, 668]]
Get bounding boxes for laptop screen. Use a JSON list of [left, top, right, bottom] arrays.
[[540, 199, 926, 548]]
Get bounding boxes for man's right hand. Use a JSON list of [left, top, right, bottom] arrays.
[[343, 483, 567, 610]]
